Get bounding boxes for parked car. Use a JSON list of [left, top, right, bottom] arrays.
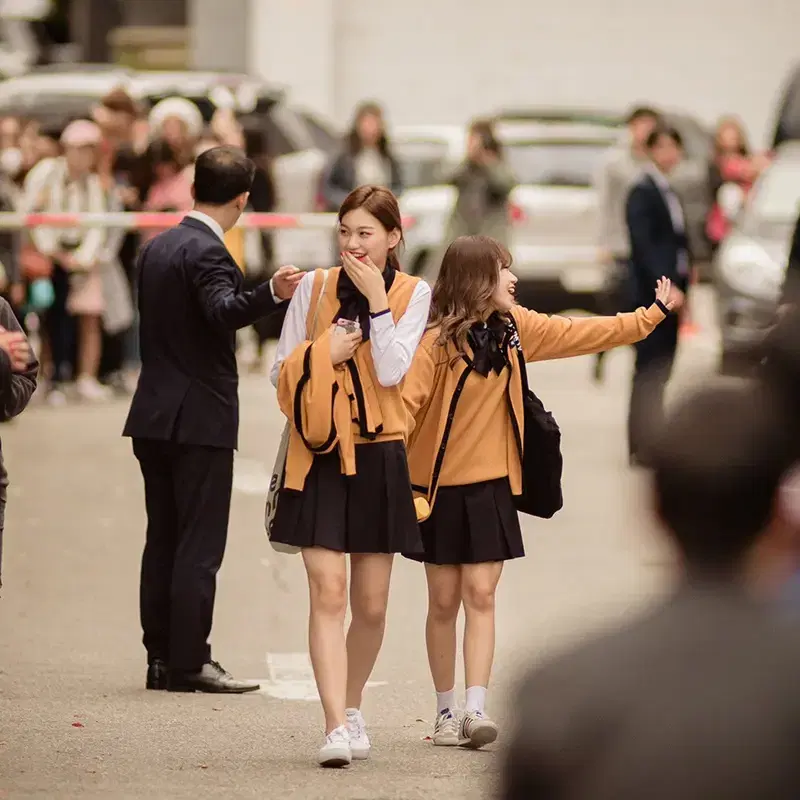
[[772, 62, 800, 148], [394, 120, 621, 313], [0, 66, 337, 269], [713, 142, 800, 374], [497, 106, 714, 268]]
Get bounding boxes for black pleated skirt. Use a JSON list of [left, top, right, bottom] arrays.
[[270, 440, 423, 554], [404, 477, 524, 565]]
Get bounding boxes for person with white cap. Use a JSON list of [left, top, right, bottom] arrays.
[[147, 97, 204, 168]]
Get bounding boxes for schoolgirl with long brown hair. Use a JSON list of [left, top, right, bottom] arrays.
[[269, 185, 431, 767], [402, 235, 676, 749]]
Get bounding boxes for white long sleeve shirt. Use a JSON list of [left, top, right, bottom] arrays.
[[270, 270, 431, 389]]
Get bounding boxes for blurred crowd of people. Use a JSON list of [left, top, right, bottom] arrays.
[[0, 90, 782, 415], [0, 86, 278, 407]]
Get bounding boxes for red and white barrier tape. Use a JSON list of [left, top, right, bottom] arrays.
[[0, 212, 415, 230]]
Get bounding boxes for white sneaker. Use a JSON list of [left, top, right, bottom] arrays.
[[458, 710, 498, 749], [345, 708, 371, 760], [432, 708, 459, 746], [318, 725, 351, 768], [76, 375, 112, 402]]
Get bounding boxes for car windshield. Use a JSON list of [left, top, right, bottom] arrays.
[[748, 162, 800, 222], [502, 140, 612, 187], [394, 139, 453, 188]]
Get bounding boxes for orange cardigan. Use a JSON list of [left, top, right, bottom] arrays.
[[403, 302, 667, 518], [276, 267, 420, 494]]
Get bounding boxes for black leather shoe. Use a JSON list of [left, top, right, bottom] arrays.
[[168, 660, 260, 694], [146, 658, 169, 690]]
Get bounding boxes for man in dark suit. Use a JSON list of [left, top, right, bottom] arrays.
[[624, 124, 689, 466], [500, 381, 800, 800], [123, 145, 302, 693]]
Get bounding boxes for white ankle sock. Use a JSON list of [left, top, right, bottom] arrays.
[[465, 685, 487, 714], [345, 707, 360, 718], [436, 688, 456, 715]]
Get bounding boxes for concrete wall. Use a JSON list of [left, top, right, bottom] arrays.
[[245, 0, 799, 146], [188, 0, 248, 72]]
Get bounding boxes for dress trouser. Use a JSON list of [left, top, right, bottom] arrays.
[[133, 437, 234, 671], [627, 313, 680, 461]]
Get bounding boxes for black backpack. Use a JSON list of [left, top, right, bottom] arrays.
[[506, 338, 564, 519]]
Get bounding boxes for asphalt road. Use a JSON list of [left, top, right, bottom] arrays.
[[0, 289, 722, 799]]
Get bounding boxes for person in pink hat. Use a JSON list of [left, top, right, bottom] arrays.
[[23, 118, 116, 402]]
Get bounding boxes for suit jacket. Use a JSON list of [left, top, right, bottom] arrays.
[[625, 173, 690, 309], [123, 215, 282, 450], [501, 581, 800, 800]]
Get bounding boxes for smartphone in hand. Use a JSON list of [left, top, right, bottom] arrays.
[[334, 318, 359, 336]]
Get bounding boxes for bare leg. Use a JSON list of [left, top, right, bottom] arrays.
[[345, 553, 393, 709], [302, 547, 348, 734], [424, 564, 462, 693], [461, 561, 504, 693], [76, 313, 102, 379]]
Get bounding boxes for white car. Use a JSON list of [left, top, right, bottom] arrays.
[[394, 120, 620, 313], [713, 142, 800, 374]]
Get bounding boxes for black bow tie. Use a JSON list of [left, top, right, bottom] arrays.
[[468, 314, 510, 377], [335, 265, 397, 341]]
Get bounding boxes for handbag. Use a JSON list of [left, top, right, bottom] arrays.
[[507, 338, 564, 518], [265, 269, 329, 553]]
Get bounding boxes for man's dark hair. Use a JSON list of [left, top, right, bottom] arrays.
[[626, 105, 660, 124], [651, 381, 795, 572], [193, 146, 255, 206], [646, 124, 683, 150]]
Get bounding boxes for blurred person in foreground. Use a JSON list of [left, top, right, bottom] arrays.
[[625, 124, 690, 466], [592, 105, 660, 382], [500, 380, 800, 800], [0, 295, 38, 594], [122, 146, 301, 694]]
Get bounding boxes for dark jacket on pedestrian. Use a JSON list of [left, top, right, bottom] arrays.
[[500, 580, 800, 800], [625, 172, 691, 309], [0, 296, 39, 588], [122, 215, 280, 450], [321, 148, 404, 212]]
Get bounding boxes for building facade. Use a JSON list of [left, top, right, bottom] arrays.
[[57, 0, 800, 146]]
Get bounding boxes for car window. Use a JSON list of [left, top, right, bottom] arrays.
[[393, 139, 453, 188], [274, 106, 315, 150], [297, 111, 338, 152], [502, 140, 613, 187], [748, 162, 800, 222], [664, 115, 711, 161]]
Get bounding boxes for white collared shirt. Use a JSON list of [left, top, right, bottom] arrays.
[[646, 165, 685, 234], [186, 209, 280, 303], [269, 269, 432, 389], [186, 209, 225, 242]]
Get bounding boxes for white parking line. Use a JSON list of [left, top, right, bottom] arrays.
[[232, 457, 270, 495], [256, 652, 387, 700]]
